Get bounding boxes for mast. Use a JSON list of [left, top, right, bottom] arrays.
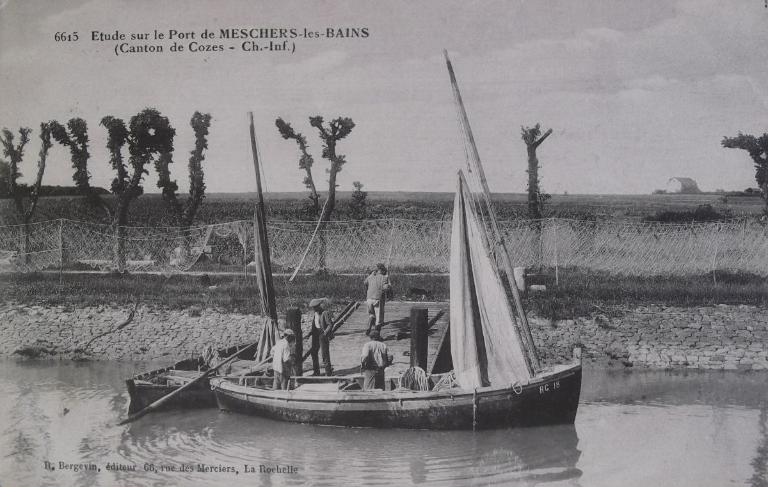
[[444, 50, 541, 372], [249, 112, 278, 323]]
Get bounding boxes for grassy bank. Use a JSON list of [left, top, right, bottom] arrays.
[[2, 268, 765, 318], [0, 272, 448, 314]]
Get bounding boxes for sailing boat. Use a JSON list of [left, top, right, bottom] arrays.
[[209, 53, 581, 429], [125, 113, 278, 414]]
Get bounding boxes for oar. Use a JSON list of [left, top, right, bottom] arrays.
[[235, 354, 274, 377], [119, 341, 260, 425]]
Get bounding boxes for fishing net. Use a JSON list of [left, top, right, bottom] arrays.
[[0, 217, 766, 277]]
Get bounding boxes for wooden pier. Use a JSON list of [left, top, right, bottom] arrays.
[[299, 301, 450, 377]]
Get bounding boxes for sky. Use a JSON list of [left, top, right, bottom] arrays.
[[1, 0, 768, 195]]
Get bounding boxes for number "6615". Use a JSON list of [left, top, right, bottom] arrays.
[[54, 32, 79, 42]]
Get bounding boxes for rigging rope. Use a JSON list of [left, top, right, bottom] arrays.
[[288, 195, 331, 282]]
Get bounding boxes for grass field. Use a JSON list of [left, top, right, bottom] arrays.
[[0, 191, 763, 227], [3, 268, 765, 318]]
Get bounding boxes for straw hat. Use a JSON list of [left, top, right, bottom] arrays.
[[281, 329, 295, 339], [309, 298, 328, 309]]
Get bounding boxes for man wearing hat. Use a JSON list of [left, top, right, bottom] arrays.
[[360, 330, 392, 390], [309, 298, 334, 376], [364, 263, 392, 335], [272, 329, 296, 390]]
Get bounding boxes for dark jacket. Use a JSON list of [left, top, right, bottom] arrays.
[[313, 309, 335, 340]]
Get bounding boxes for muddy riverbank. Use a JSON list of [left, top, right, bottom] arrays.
[[1, 302, 766, 370]]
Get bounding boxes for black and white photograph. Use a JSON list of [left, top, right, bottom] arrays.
[[1, 1, 767, 485]]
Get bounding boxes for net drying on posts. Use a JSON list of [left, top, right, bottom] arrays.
[[0, 217, 766, 276]]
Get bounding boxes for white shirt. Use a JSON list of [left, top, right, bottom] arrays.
[[314, 311, 322, 329], [361, 340, 390, 369], [271, 338, 292, 374]]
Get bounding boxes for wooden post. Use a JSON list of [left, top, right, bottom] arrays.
[[378, 293, 386, 325], [58, 219, 64, 285], [512, 266, 526, 293], [410, 307, 428, 370], [711, 236, 719, 285], [553, 219, 559, 287], [286, 308, 303, 376]]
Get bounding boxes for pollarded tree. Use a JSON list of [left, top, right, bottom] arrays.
[[521, 123, 552, 220], [275, 118, 320, 217], [309, 116, 355, 224], [50, 118, 90, 195], [0, 124, 53, 263], [722, 133, 768, 213], [49, 118, 111, 222], [521, 123, 552, 270], [101, 108, 175, 271], [310, 116, 355, 271], [276, 115, 355, 271], [155, 111, 212, 235]]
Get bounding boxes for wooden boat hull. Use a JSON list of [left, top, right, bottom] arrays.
[[211, 362, 581, 430], [126, 378, 214, 414], [125, 344, 256, 414]]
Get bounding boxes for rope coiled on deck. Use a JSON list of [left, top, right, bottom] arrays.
[[397, 366, 429, 391]]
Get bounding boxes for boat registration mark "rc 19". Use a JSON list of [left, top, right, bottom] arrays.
[[539, 381, 560, 394]]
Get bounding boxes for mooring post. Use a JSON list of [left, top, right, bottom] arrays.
[[410, 307, 428, 370], [58, 219, 64, 285], [378, 293, 386, 326], [286, 307, 303, 376]]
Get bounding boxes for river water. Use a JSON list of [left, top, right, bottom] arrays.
[[0, 360, 765, 487]]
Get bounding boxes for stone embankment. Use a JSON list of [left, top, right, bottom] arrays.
[[532, 304, 768, 370], [0, 302, 766, 370]]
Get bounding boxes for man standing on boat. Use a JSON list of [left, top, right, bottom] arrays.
[[364, 263, 392, 335], [272, 329, 296, 390], [309, 298, 334, 376], [360, 330, 392, 390]]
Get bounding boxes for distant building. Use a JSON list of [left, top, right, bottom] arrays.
[[665, 177, 701, 194]]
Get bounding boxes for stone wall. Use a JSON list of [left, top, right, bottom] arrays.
[[532, 304, 768, 370], [1, 302, 767, 370]]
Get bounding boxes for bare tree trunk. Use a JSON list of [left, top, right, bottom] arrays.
[[113, 201, 129, 272], [317, 166, 340, 272], [22, 221, 31, 265], [527, 145, 542, 220]]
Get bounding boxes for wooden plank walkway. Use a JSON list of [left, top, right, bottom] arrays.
[[299, 301, 450, 377]]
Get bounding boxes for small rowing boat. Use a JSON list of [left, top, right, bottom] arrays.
[[125, 344, 262, 414]]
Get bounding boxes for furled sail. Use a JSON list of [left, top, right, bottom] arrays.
[[450, 172, 533, 388], [249, 112, 278, 362]]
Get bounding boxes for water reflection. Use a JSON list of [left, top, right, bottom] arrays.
[[1, 361, 766, 486], [117, 411, 582, 486]]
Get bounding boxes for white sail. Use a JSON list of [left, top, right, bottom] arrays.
[[450, 172, 532, 388]]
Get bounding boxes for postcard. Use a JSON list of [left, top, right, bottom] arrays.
[[1, 1, 767, 486]]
